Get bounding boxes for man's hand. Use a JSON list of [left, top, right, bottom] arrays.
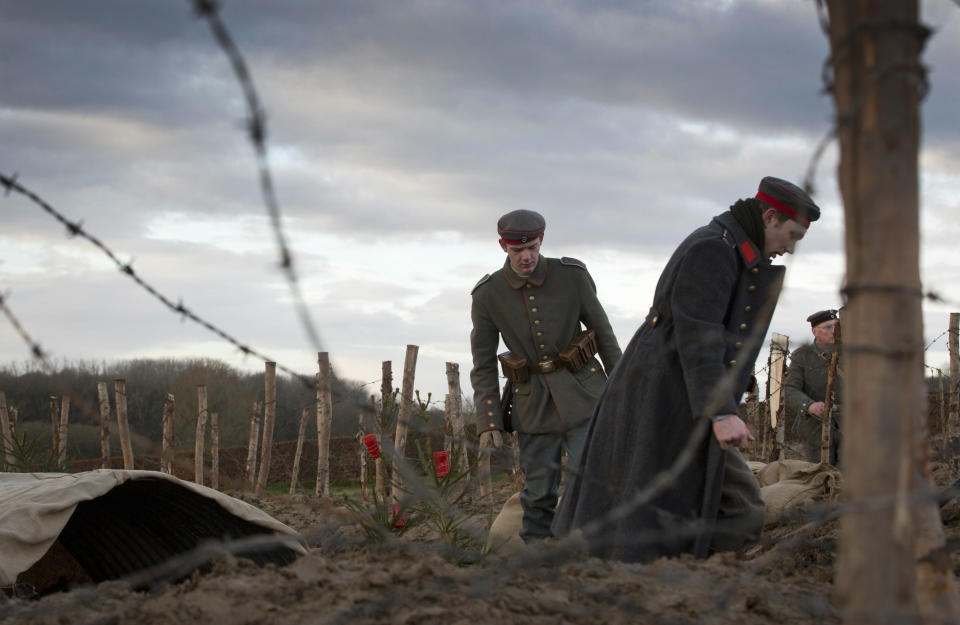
[[712, 415, 754, 451], [479, 430, 503, 451], [808, 401, 826, 418]]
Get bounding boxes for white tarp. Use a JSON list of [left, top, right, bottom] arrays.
[[0, 469, 306, 585]]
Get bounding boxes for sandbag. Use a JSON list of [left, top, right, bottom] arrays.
[[486, 492, 524, 555], [759, 463, 842, 526], [756, 459, 823, 487]]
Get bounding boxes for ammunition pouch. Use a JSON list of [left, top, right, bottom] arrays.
[[558, 329, 598, 373], [498, 351, 529, 384]]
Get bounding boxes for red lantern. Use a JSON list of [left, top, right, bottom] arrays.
[[362, 433, 380, 459], [433, 450, 450, 477]]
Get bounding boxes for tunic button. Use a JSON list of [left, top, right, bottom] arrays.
[[487, 411, 494, 416], [728, 360, 737, 367], [590, 367, 597, 372], [744, 305, 751, 312], [747, 285, 756, 293], [531, 307, 538, 313], [735, 341, 743, 349], [534, 320, 541, 325], [751, 267, 759, 275], [542, 355, 549, 361], [652, 316, 659, 325], [529, 295, 535, 300], [536, 331, 543, 337], [739, 323, 747, 330], [539, 344, 545, 350]]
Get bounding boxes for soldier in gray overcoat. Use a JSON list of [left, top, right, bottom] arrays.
[[553, 176, 820, 562], [784, 309, 842, 465], [470, 210, 621, 541]]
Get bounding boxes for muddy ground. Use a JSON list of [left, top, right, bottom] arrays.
[[3, 466, 959, 625]]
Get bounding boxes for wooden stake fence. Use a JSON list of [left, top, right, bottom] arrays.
[[316, 352, 333, 498], [195, 385, 208, 485], [210, 412, 219, 490], [376, 360, 392, 501], [444, 362, 469, 475], [114, 379, 134, 470], [357, 412, 367, 499], [821, 318, 841, 465], [391, 345, 419, 509], [255, 362, 277, 496], [768, 333, 789, 468], [0, 392, 14, 467], [244, 400, 261, 491], [48, 395, 58, 457], [950, 312, 959, 469], [96, 382, 111, 469], [57, 394, 70, 467], [290, 407, 309, 495], [161, 393, 176, 475]]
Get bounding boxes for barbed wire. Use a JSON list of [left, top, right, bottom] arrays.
[[190, 0, 324, 355]]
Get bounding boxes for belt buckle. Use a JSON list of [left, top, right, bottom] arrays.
[[538, 359, 556, 374]]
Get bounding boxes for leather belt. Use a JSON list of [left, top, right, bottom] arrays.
[[526, 359, 561, 374]]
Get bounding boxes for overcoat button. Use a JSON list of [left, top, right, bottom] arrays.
[[744, 305, 751, 312], [728, 360, 737, 367], [747, 285, 756, 293], [735, 341, 743, 349], [739, 323, 747, 330], [751, 267, 759, 275], [531, 307, 538, 313], [534, 320, 541, 325]]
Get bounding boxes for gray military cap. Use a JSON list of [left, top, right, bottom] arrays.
[[755, 176, 821, 227], [497, 209, 545, 244]]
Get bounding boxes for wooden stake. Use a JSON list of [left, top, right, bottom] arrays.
[[195, 385, 208, 485], [255, 362, 277, 496], [96, 382, 111, 469], [445, 362, 468, 475], [244, 400, 261, 492], [316, 353, 334, 498], [949, 312, 959, 468], [290, 407, 309, 495], [357, 412, 367, 499], [161, 393, 176, 475], [768, 333, 789, 466], [113, 379, 134, 470], [821, 318, 842, 465], [210, 412, 219, 490], [376, 360, 392, 501], [745, 383, 760, 461], [48, 395, 58, 457], [0, 392, 14, 468], [57, 394, 70, 468], [391, 345, 419, 508]]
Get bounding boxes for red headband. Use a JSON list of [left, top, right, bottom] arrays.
[[755, 191, 810, 228]]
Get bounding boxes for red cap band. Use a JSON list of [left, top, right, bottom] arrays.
[[500, 233, 543, 246], [755, 191, 810, 228]]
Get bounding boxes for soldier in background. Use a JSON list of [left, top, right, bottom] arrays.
[[784, 309, 842, 466], [470, 209, 621, 542]]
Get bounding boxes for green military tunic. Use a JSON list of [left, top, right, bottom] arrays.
[[470, 256, 621, 434], [783, 342, 842, 445]]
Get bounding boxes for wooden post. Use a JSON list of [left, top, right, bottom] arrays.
[[509, 431, 523, 490], [244, 400, 261, 492], [113, 379, 134, 470], [96, 382, 111, 469], [357, 413, 367, 499], [821, 319, 842, 464], [48, 395, 58, 457], [745, 383, 760, 461], [768, 333, 789, 465], [826, 1, 959, 620], [761, 350, 773, 461], [195, 385, 208, 485], [316, 353, 334, 498], [0, 392, 14, 468], [210, 412, 219, 490], [445, 362, 468, 475], [57, 394, 70, 467], [289, 407, 310, 495], [391, 345, 419, 508], [477, 428, 494, 503], [255, 362, 277, 496], [161, 393, 176, 475], [949, 312, 959, 467], [376, 361, 392, 501]]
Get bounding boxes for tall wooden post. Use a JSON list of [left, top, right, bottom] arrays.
[[57, 395, 70, 467], [290, 407, 309, 495], [244, 400, 261, 492], [316, 353, 334, 498], [445, 362, 468, 475], [376, 361, 392, 500], [161, 393, 176, 475], [210, 412, 219, 490], [0, 392, 14, 468], [96, 382, 111, 469], [195, 385, 208, 485], [768, 333, 789, 465], [826, 2, 959, 621], [745, 383, 760, 461], [821, 320, 842, 465], [949, 312, 959, 466], [113, 379, 134, 470], [357, 413, 367, 499], [48, 395, 58, 457], [255, 363, 277, 496], [391, 345, 419, 508]]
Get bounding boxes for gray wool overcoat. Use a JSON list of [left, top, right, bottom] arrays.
[[552, 211, 784, 562]]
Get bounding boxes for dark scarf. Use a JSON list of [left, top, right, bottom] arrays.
[[729, 198, 765, 254]]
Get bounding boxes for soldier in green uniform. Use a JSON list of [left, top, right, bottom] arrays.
[[470, 209, 621, 542], [784, 309, 842, 465]]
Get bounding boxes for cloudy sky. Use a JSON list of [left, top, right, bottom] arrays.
[[2, 0, 959, 411]]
